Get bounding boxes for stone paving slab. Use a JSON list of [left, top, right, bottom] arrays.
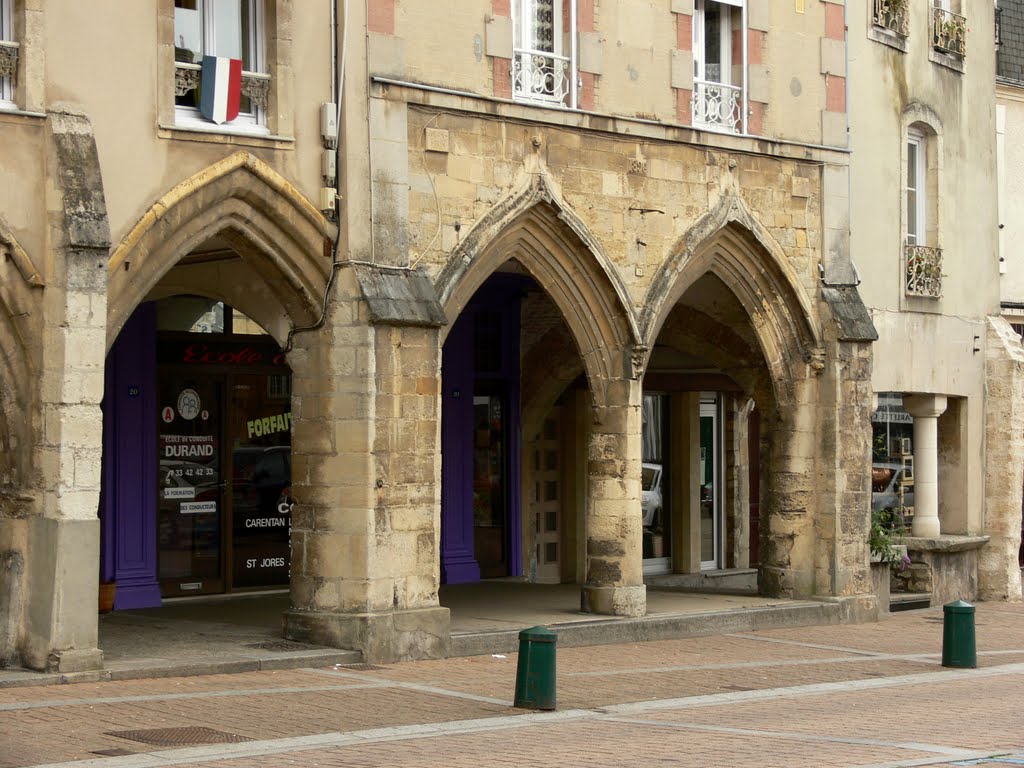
[[3, 604, 1024, 768]]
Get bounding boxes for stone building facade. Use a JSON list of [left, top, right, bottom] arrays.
[[850, 0, 1023, 604], [0, 0, 1016, 672]]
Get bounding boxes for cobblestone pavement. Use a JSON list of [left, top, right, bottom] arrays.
[[3, 604, 1024, 767]]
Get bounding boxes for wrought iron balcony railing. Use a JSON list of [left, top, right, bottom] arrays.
[[932, 6, 967, 58], [512, 48, 572, 106], [905, 244, 943, 298], [692, 80, 743, 134], [0, 40, 19, 83], [872, 0, 910, 38], [174, 62, 271, 109]]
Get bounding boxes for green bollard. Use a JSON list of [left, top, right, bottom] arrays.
[[514, 625, 557, 710], [941, 599, 977, 669]]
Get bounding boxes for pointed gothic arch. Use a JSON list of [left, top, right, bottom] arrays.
[[642, 196, 823, 407], [436, 175, 640, 410], [107, 152, 334, 348], [0, 219, 40, 490]]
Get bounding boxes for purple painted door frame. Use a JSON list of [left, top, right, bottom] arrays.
[[440, 313, 481, 583], [440, 278, 523, 584], [101, 302, 162, 609]]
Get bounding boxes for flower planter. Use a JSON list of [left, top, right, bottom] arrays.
[[98, 582, 116, 614]]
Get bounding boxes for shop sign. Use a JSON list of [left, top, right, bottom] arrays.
[[247, 411, 292, 438], [164, 486, 196, 500], [159, 339, 287, 367], [177, 388, 201, 420], [162, 434, 216, 458], [181, 501, 217, 514]]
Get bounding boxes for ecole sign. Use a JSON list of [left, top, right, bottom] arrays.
[[182, 343, 287, 366], [158, 340, 287, 368]]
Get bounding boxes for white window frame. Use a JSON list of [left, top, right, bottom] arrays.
[[692, 0, 747, 134], [0, 0, 15, 108], [174, 0, 267, 132], [511, 0, 578, 109], [907, 131, 926, 246], [699, 396, 723, 571]]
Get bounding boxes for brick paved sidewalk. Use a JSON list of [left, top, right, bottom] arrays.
[[3, 604, 1024, 768]]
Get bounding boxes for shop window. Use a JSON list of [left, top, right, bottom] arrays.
[[173, 0, 268, 130], [693, 0, 746, 134], [0, 0, 16, 107], [871, 393, 915, 520], [512, 0, 577, 108]]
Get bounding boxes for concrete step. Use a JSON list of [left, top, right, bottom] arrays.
[[451, 600, 843, 657], [890, 592, 931, 612]]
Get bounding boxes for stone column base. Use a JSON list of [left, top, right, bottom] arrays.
[[580, 584, 646, 617], [48, 648, 105, 673], [284, 606, 451, 664]]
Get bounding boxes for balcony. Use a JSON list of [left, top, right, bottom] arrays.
[[511, 48, 573, 107], [0, 39, 18, 82], [692, 80, 743, 134], [174, 62, 271, 110], [905, 244, 942, 298], [932, 6, 966, 58], [872, 0, 910, 38]]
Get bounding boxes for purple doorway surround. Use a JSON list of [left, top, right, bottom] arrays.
[[101, 302, 162, 609], [440, 313, 480, 583], [440, 278, 524, 584]]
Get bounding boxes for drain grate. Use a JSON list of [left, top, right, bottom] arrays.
[[245, 640, 325, 652], [335, 663, 387, 671], [91, 749, 136, 757], [106, 727, 253, 747]]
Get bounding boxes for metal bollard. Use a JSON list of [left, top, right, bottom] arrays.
[[941, 599, 977, 669], [514, 625, 557, 710]]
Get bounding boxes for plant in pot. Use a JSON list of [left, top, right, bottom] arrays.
[[870, 506, 911, 572]]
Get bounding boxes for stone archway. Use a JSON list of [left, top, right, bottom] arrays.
[[641, 200, 872, 603], [107, 151, 334, 348], [0, 220, 38, 495], [436, 186, 646, 616]]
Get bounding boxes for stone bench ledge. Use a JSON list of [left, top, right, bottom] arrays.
[[902, 535, 990, 553]]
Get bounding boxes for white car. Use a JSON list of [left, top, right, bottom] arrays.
[[641, 463, 663, 528], [871, 462, 914, 513]]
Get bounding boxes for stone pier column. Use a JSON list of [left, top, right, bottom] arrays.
[[904, 394, 947, 538], [580, 378, 646, 617], [18, 112, 112, 672], [284, 266, 451, 663]]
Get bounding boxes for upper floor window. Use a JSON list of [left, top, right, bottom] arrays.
[[0, 0, 16, 107], [872, 0, 910, 39], [693, 0, 746, 134], [512, 0, 578, 109], [906, 132, 924, 246], [905, 125, 942, 298], [932, 0, 966, 59], [173, 0, 269, 130]]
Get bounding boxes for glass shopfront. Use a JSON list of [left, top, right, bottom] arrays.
[[155, 299, 292, 597]]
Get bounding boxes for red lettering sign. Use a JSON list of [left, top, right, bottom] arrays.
[[181, 343, 284, 366]]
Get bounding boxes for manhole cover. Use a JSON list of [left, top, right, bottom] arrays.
[[106, 727, 253, 747], [245, 640, 324, 652]]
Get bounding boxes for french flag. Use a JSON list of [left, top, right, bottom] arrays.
[[200, 55, 243, 125]]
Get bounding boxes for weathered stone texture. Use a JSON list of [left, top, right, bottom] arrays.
[[980, 318, 1024, 601]]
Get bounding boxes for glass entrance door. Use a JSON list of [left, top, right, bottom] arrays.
[[157, 374, 225, 595], [228, 372, 292, 589], [700, 398, 720, 569], [473, 387, 509, 578]]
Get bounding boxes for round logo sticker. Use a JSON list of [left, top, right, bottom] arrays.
[[177, 389, 201, 420], [161, 406, 175, 424]]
